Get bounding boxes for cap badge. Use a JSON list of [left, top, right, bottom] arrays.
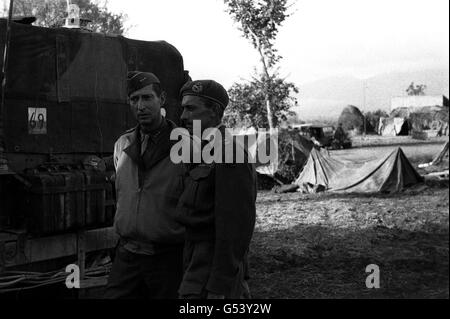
[[192, 82, 203, 93]]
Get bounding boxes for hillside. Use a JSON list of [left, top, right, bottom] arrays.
[[295, 68, 449, 121]]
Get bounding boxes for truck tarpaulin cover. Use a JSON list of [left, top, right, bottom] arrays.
[[295, 147, 423, 193], [0, 20, 187, 154]]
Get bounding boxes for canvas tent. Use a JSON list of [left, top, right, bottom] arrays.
[[233, 128, 315, 176], [432, 141, 449, 166], [295, 147, 422, 193], [419, 141, 449, 169], [232, 128, 279, 175], [390, 99, 449, 136], [378, 117, 409, 136], [280, 130, 315, 166]]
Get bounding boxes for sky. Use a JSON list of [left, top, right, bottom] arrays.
[[105, 0, 449, 88], [1, 0, 448, 88]]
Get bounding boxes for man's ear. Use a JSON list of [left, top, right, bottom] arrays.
[[160, 91, 167, 106]]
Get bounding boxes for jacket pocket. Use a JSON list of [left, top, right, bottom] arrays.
[[189, 165, 213, 181], [178, 165, 214, 213]]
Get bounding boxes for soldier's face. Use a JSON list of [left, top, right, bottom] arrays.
[[180, 95, 219, 133], [129, 85, 165, 128]]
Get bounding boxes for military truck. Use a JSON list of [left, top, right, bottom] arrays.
[[292, 124, 352, 149], [293, 124, 334, 147], [0, 15, 189, 295]]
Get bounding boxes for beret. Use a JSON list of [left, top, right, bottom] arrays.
[[127, 71, 160, 96], [180, 80, 229, 109]]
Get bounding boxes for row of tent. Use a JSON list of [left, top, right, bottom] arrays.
[[337, 104, 408, 137], [294, 141, 448, 193], [338, 104, 449, 137], [234, 128, 448, 194]]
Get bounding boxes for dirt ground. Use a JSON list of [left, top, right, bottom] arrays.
[[249, 188, 448, 299], [249, 141, 449, 299]]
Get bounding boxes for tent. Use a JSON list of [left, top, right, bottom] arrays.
[[378, 117, 409, 136], [432, 141, 449, 166], [232, 128, 279, 175], [281, 130, 315, 166], [295, 147, 423, 193], [233, 128, 314, 176], [390, 106, 449, 136], [419, 141, 449, 169]]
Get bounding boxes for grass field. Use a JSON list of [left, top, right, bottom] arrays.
[[249, 188, 449, 299], [350, 135, 447, 148], [331, 140, 447, 167], [249, 140, 449, 299]]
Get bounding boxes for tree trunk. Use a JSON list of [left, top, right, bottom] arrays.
[[265, 93, 274, 132], [257, 46, 274, 132]]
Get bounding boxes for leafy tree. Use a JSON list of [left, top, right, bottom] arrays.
[[223, 74, 298, 129], [224, 0, 295, 131], [406, 82, 427, 96], [2, 0, 127, 35]]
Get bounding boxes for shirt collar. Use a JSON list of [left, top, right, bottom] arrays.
[[140, 118, 167, 144]]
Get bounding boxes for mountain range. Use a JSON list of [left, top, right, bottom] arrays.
[[293, 67, 449, 121]]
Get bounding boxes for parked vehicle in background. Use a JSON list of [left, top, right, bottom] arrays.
[[292, 124, 332, 147], [292, 124, 352, 149]]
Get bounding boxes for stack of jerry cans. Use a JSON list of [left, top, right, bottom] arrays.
[[25, 168, 66, 234], [83, 168, 107, 228], [58, 168, 85, 231], [21, 165, 115, 235]]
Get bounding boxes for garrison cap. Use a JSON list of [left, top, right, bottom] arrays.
[[180, 80, 229, 109], [127, 71, 160, 96]]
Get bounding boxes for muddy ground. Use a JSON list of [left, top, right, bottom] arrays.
[[249, 141, 449, 299]]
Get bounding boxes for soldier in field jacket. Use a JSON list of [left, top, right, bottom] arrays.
[[176, 79, 257, 299], [104, 71, 186, 299]]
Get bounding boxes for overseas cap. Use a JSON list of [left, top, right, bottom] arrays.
[[180, 80, 229, 109], [127, 71, 160, 96]]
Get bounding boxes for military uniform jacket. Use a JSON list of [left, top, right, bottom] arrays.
[[176, 125, 257, 296], [113, 119, 185, 252]]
